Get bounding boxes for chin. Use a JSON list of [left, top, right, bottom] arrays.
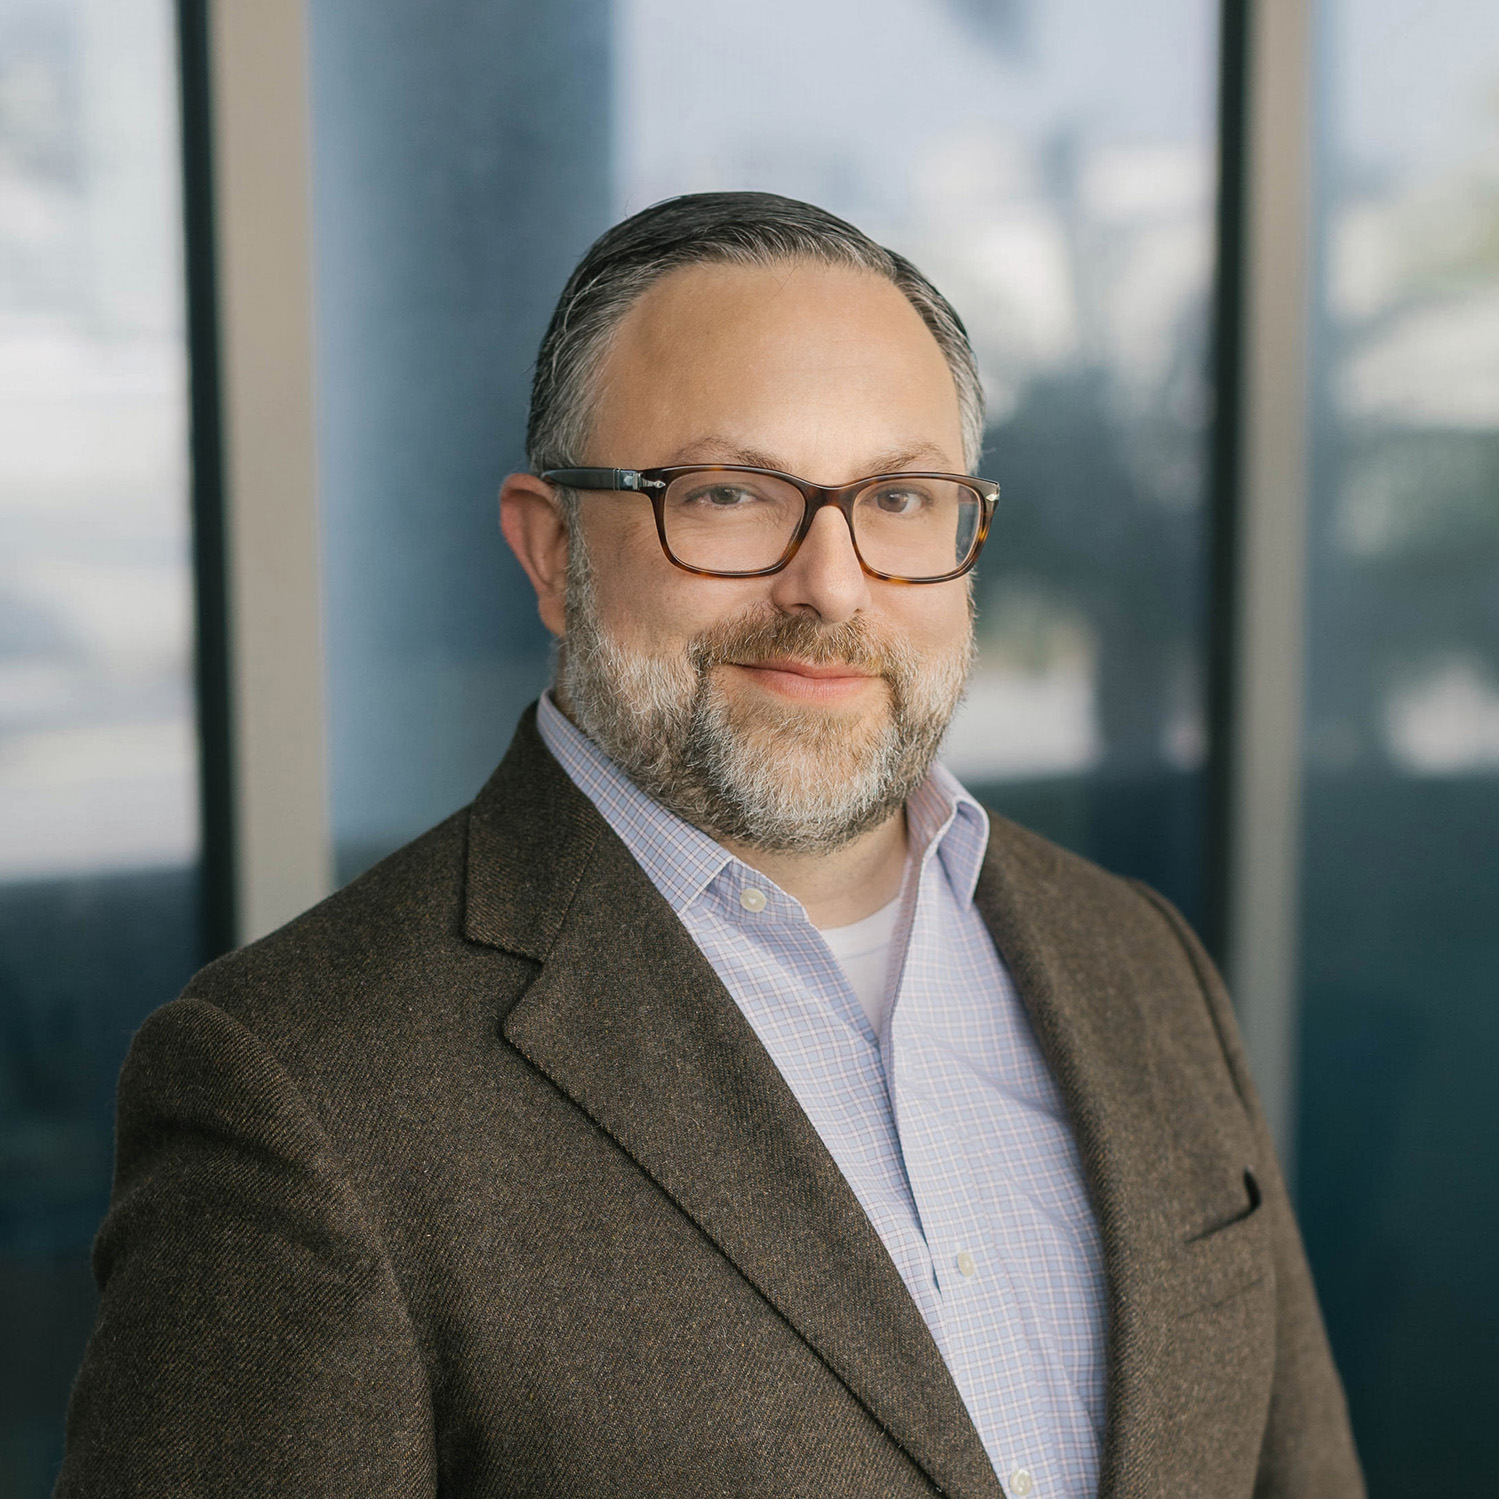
[[723, 684, 892, 763]]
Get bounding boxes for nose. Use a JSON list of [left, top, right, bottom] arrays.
[[766, 502, 871, 624]]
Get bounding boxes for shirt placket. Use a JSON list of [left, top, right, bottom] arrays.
[[887, 858, 1061, 1495]]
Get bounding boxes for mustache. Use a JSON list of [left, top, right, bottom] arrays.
[[687, 610, 907, 679]]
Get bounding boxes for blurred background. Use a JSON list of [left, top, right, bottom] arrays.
[[0, 0, 1495, 1492]]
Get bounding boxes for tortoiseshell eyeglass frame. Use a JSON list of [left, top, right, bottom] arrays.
[[540, 465, 999, 584]]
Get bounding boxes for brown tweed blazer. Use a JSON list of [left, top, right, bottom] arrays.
[[56, 707, 1362, 1498]]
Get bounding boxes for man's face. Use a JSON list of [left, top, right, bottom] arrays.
[[557, 258, 975, 852]]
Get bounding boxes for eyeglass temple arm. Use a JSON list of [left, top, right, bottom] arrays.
[[540, 467, 663, 492]]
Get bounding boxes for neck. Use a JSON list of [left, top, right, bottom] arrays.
[[719, 809, 909, 929]]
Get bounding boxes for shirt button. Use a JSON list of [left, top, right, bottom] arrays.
[[1008, 1468, 1034, 1497], [739, 886, 767, 913], [955, 1250, 977, 1278]]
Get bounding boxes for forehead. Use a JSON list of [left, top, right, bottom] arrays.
[[585, 259, 965, 476]]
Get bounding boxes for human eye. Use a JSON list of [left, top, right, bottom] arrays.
[[868, 483, 931, 516], [679, 481, 764, 509]]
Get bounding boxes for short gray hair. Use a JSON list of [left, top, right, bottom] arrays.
[[526, 191, 985, 480]]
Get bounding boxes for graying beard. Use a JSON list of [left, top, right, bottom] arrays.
[[558, 534, 971, 854], [675, 677, 946, 853]]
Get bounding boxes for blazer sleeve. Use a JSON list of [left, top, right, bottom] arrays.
[[1130, 883, 1366, 1499], [54, 995, 437, 1498]]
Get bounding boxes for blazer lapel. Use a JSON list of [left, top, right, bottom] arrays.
[[973, 824, 1218, 1499], [465, 711, 1004, 1499]]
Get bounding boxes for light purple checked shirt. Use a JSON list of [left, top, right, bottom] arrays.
[[537, 693, 1107, 1498]]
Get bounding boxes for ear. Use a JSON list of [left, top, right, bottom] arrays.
[[499, 472, 569, 637]]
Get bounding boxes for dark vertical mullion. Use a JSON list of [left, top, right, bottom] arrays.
[[176, 0, 237, 960], [1203, 0, 1253, 968]]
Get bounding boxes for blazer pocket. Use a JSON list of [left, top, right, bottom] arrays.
[[1186, 1168, 1262, 1244], [1172, 1169, 1269, 1317]]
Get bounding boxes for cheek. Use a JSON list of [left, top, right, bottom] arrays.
[[871, 581, 972, 658], [582, 518, 773, 650], [577, 508, 668, 626]]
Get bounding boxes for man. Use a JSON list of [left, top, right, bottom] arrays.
[[57, 193, 1362, 1498]]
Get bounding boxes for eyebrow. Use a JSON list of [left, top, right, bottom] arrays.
[[663, 437, 957, 476]]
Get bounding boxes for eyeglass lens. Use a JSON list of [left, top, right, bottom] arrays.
[[661, 472, 983, 579]]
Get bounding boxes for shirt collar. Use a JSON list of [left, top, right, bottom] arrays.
[[908, 759, 991, 906], [537, 692, 732, 914], [535, 690, 990, 916]]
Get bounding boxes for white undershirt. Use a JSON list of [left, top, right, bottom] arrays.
[[819, 894, 903, 1039]]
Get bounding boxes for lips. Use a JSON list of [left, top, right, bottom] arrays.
[[733, 657, 878, 681], [723, 658, 884, 706]]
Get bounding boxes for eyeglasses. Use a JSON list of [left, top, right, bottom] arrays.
[[541, 465, 999, 584]]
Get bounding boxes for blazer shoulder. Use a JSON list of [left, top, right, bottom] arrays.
[[173, 805, 532, 1063], [151, 713, 596, 1125], [981, 809, 1260, 1109], [982, 807, 1165, 923], [978, 809, 1229, 1008], [199, 806, 464, 977]]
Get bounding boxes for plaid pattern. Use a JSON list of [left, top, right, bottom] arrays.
[[538, 695, 1106, 1497]]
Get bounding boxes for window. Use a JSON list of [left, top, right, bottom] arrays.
[[1296, 0, 1499, 1485], [0, 0, 200, 1489]]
